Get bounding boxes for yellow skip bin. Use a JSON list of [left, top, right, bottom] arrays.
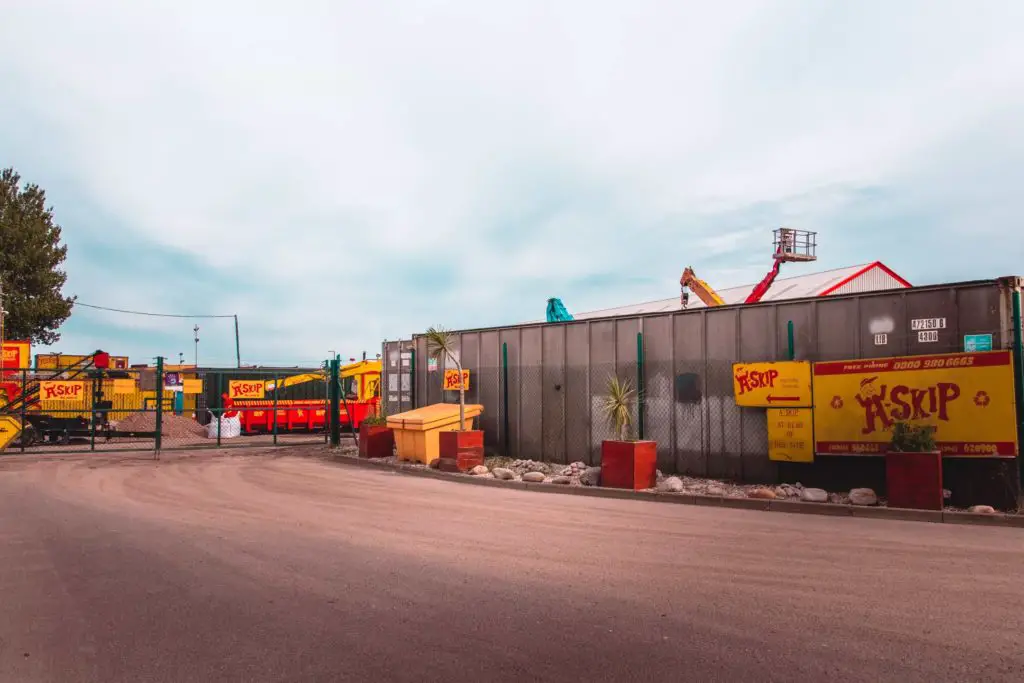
[[387, 403, 483, 465]]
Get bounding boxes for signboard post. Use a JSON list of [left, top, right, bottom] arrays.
[[812, 350, 1018, 457], [732, 361, 813, 408]]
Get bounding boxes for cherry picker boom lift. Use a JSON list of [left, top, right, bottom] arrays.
[[680, 228, 817, 308]]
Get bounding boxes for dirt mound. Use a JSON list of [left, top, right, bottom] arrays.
[[113, 412, 206, 438]]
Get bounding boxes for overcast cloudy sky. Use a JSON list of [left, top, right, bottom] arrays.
[[2, 1, 1022, 366]]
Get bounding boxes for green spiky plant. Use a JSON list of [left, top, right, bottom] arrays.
[[425, 325, 466, 430], [601, 375, 635, 441], [889, 421, 937, 452]]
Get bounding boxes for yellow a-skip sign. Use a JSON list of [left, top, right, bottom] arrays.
[[768, 408, 814, 462], [0, 416, 21, 450], [732, 361, 812, 408], [229, 380, 266, 399], [443, 369, 470, 391], [39, 380, 87, 401], [813, 350, 1017, 457]]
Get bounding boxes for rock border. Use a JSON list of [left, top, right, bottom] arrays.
[[323, 452, 1024, 529]]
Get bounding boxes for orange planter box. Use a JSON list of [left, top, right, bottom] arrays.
[[600, 440, 657, 491]]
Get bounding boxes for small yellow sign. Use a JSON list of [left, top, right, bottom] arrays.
[[0, 416, 21, 450], [767, 408, 814, 462], [443, 369, 470, 391], [732, 361, 812, 408], [113, 378, 136, 394], [183, 379, 203, 394], [39, 380, 87, 401], [228, 380, 266, 399]]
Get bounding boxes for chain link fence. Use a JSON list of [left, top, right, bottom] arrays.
[[0, 356, 377, 454]]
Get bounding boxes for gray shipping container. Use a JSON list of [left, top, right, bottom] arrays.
[[384, 276, 1023, 507]]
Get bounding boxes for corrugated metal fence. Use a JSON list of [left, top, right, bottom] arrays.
[[384, 278, 1021, 484]]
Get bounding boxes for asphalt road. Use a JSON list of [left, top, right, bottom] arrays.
[[0, 452, 1022, 682]]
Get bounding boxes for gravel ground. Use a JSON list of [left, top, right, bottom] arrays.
[[350, 451, 1009, 513]]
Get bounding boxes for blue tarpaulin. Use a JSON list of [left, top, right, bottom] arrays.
[[546, 298, 574, 322]]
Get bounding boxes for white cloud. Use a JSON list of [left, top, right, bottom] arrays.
[[2, 0, 1023, 363]]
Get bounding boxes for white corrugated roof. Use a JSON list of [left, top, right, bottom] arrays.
[[566, 263, 895, 321]]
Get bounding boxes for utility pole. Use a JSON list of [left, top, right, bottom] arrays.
[[193, 325, 200, 367]]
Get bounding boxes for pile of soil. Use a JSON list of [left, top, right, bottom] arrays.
[[113, 412, 207, 439]]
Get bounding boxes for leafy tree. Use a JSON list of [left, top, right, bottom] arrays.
[[0, 168, 75, 345]]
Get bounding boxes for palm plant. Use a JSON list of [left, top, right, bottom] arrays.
[[425, 325, 466, 430], [601, 375, 635, 441]]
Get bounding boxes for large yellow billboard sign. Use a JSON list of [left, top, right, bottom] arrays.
[[812, 350, 1017, 457]]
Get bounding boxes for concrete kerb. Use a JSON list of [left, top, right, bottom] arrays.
[[322, 452, 1020, 528]]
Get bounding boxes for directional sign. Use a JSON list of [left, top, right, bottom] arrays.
[[767, 408, 814, 462], [0, 416, 22, 451], [732, 361, 813, 408]]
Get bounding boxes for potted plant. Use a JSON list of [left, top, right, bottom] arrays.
[[425, 325, 484, 471], [599, 376, 657, 491], [886, 421, 943, 510], [358, 402, 394, 459]]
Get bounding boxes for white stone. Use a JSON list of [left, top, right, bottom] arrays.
[[522, 471, 546, 483], [491, 467, 515, 480], [657, 476, 684, 493], [849, 488, 878, 506], [968, 505, 997, 515], [470, 465, 489, 476], [706, 485, 726, 497], [551, 476, 571, 485], [800, 488, 829, 503]]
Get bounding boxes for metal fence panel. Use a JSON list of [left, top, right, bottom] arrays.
[[479, 331, 500, 449], [499, 328, 522, 459], [519, 327, 543, 460], [815, 298, 859, 361], [673, 311, 706, 476], [564, 322, 591, 465], [705, 309, 742, 480], [541, 325, 566, 464], [738, 306, 774, 483], [588, 320, 616, 461], [642, 315, 674, 473]]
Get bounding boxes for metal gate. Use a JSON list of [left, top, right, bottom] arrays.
[[382, 340, 415, 414]]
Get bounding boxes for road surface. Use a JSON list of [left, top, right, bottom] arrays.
[[0, 452, 1021, 682]]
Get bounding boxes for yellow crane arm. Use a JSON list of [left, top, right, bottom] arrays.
[[680, 267, 726, 308]]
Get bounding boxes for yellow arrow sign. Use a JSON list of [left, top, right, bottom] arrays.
[[0, 415, 22, 451]]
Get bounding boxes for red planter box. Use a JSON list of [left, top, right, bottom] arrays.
[[359, 423, 395, 459], [886, 450, 943, 510], [438, 430, 484, 472], [600, 440, 657, 491]]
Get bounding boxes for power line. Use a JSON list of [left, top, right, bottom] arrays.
[[73, 302, 236, 319]]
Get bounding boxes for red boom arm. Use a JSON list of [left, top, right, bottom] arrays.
[[744, 258, 783, 305]]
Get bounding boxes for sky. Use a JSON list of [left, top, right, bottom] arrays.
[[2, 1, 1023, 367]]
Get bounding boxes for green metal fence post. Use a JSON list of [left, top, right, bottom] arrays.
[[272, 375, 279, 446], [216, 373, 223, 447], [636, 332, 645, 441], [154, 356, 164, 452], [787, 320, 796, 361], [329, 357, 341, 447], [1011, 289, 1023, 485], [19, 368, 26, 453], [502, 342, 510, 456]]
